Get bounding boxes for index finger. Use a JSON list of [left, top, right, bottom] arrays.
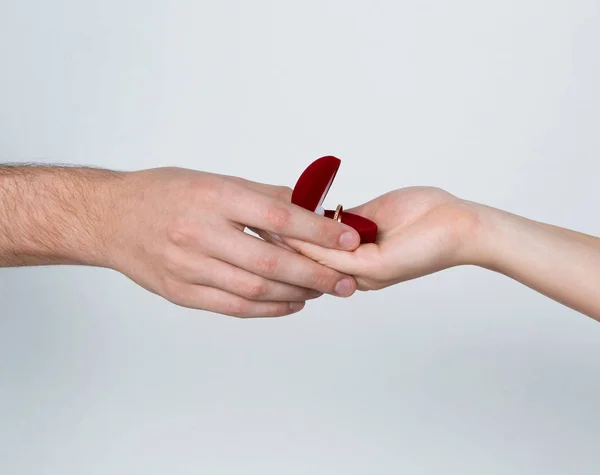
[[226, 177, 293, 202], [226, 189, 361, 251]]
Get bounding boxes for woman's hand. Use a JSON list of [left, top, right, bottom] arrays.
[[278, 187, 481, 290], [280, 186, 600, 320]]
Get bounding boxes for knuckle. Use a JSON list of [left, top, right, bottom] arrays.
[[163, 251, 182, 276], [265, 204, 292, 232], [263, 305, 289, 318], [242, 278, 270, 300], [225, 300, 252, 318], [361, 279, 383, 291], [255, 253, 281, 276], [161, 278, 188, 305], [429, 186, 452, 198], [274, 186, 293, 201], [166, 218, 195, 248], [316, 221, 339, 247], [308, 268, 339, 292]]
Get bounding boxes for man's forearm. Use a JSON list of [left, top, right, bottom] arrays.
[[0, 165, 123, 267], [0, 164, 360, 317], [475, 204, 600, 319]]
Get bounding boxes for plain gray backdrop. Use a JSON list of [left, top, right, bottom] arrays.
[[1, 1, 599, 474]]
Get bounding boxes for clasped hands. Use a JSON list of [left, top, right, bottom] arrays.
[[109, 168, 481, 318]]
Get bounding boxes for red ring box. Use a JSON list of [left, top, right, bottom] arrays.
[[291, 156, 378, 243]]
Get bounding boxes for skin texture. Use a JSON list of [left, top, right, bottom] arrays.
[[2, 169, 598, 321], [0, 165, 361, 318], [275, 187, 600, 321]]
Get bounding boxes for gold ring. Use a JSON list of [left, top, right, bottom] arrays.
[[333, 204, 343, 222]]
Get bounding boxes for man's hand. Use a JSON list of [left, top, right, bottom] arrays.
[[0, 166, 361, 318]]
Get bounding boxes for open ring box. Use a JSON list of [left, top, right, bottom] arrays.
[[291, 156, 378, 243]]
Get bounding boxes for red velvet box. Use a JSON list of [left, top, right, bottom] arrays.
[[291, 156, 378, 243]]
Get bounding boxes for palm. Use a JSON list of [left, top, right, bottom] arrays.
[[292, 187, 478, 291]]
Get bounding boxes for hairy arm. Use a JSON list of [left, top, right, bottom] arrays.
[[0, 164, 360, 317], [0, 165, 122, 267]]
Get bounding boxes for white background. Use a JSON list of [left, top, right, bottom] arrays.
[[1, 1, 599, 473]]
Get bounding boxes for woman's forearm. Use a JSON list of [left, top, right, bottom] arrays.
[[474, 203, 600, 319]]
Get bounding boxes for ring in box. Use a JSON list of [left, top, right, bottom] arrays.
[[291, 156, 378, 243]]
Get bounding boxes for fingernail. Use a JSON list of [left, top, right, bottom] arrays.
[[289, 302, 306, 313], [334, 278, 354, 297], [339, 231, 357, 250]]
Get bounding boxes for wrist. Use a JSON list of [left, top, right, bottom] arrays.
[[98, 169, 147, 272], [43, 167, 129, 268], [77, 169, 130, 268], [462, 201, 515, 272], [448, 199, 498, 269]]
